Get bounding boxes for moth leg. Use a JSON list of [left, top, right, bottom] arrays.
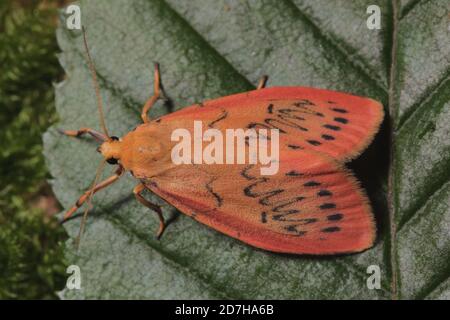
[[58, 127, 107, 142], [133, 183, 166, 239], [141, 63, 166, 123], [256, 75, 268, 90], [61, 166, 124, 222]]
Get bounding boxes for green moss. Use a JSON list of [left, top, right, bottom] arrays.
[[0, 1, 67, 299], [0, 200, 66, 299]]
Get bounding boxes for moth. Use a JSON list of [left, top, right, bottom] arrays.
[[60, 29, 384, 254]]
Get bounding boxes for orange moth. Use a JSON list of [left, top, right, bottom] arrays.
[[60, 29, 384, 254]]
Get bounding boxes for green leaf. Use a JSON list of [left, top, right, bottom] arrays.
[[393, 0, 450, 299], [43, 0, 449, 299]]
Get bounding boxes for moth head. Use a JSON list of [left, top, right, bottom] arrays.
[[97, 136, 122, 165]]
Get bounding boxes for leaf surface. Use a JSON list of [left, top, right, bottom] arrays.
[[44, 0, 449, 299]]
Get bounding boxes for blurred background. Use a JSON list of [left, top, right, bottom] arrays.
[[0, 0, 68, 299]]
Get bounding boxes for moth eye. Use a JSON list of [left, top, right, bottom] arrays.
[[106, 158, 118, 165], [110, 136, 119, 141]]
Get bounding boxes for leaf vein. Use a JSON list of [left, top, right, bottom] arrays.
[[285, 0, 388, 94], [396, 69, 450, 132]]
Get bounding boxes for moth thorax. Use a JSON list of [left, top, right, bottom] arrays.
[[100, 140, 122, 161]]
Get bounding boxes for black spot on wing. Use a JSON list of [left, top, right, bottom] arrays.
[[322, 226, 340, 233], [293, 99, 315, 107], [288, 144, 303, 150], [332, 108, 348, 113], [307, 140, 321, 146], [261, 212, 267, 223], [317, 190, 332, 197], [322, 134, 335, 141], [298, 218, 317, 224], [304, 181, 321, 187], [286, 170, 302, 176], [324, 124, 341, 131], [334, 117, 348, 124], [319, 203, 336, 210], [284, 225, 307, 236], [327, 213, 343, 221]]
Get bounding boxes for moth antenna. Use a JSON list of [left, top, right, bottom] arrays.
[[75, 159, 107, 249], [82, 26, 110, 139]]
